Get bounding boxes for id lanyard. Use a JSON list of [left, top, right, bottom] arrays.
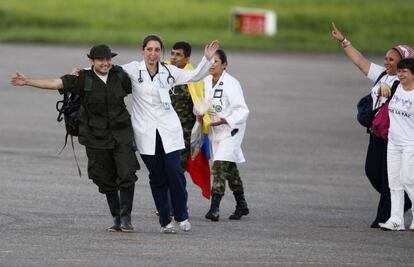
[[156, 74, 172, 110], [138, 65, 175, 110]]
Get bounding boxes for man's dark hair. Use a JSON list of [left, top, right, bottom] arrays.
[[397, 58, 414, 73], [172, 41, 192, 58]]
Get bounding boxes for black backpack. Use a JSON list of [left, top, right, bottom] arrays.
[[55, 66, 128, 176], [356, 70, 387, 128], [356, 70, 399, 133]]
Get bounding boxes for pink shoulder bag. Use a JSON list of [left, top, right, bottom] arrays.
[[370, 80, 399, 139]]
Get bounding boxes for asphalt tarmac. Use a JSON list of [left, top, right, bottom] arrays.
[[1, 44, 414, 267]]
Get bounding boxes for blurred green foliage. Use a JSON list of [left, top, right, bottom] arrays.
[[1, 0, 413, 52]]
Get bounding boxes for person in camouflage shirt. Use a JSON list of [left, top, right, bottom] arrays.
[[169, 42, 196, 172]]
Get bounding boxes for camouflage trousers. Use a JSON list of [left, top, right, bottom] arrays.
[[211, 161, 244, 196], [180, 123, 193, 172]]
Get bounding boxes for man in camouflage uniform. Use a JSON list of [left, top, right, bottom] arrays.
[[169, 41, 196, 172], [10, 44, 140, 233]]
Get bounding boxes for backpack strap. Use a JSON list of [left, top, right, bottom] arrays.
[[84, 69, 93, 92], [112, 65, 127, 82], [388, 80, 400, 102], [70, 134, 82, 177], [112, 65, 132, 94], [71, 70, 93, 177], [367, 80, 400, 133], [372, 73, 399, 108], [84, 67, 127, 91], [58, 132, 82, 177], [59, 70, 93, 178], [56, 97, 65, 122], [373, 70, 387, 86]]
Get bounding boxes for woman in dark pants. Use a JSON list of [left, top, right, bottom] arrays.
[[331, 22, 412, 228], [121, 35, 219, 233]]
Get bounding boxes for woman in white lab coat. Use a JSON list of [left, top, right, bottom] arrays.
[[203, 49, 250, 221], [121, 35, 219, 233]]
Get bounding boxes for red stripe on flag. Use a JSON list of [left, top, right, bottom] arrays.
[[187, 152, 211, 199]]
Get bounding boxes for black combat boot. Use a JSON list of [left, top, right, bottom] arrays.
[[119, 184, 135, 232], [205, 194, 222, 222], [229, 191, 249, 220], [105, 191, 121, 232]]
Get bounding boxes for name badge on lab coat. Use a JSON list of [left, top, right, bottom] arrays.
[[213, 89, 223, 98], [159, 88, 171, 110]]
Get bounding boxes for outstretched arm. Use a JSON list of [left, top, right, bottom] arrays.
[[11, 72, 63, 90], [204, 40, 220, 61], [331, 22, 371, 76], [173, 40, 220, 85]]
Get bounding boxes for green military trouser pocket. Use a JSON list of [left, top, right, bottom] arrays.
[[85, 144, 139, 193]]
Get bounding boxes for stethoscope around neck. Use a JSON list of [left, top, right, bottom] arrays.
[[138, 62, 175, 85]]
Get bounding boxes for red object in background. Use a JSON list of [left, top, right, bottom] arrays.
[[238, 14, 266, 34], [231, 8, 276, 36]]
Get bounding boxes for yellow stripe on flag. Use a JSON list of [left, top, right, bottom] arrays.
[[166, 61, 211, 133]]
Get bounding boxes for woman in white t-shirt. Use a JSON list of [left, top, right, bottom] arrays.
[[379, 58, 414, 231], [331, 22, 413, 228]]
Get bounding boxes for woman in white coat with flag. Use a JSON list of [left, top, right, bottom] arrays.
[[203, 49, 250, 221], [122, 35, 219, 233]]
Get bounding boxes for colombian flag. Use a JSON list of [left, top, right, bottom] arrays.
[[184, 63, 211, 200], [166, 62, 211, 199], [187, 133, 211, 199]]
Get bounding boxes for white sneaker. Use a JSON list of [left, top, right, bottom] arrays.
[[160, 222, 177, 234], [379, 220, 405, 231], [409, 222, 414, 231], [178, 219, 191, 232]]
